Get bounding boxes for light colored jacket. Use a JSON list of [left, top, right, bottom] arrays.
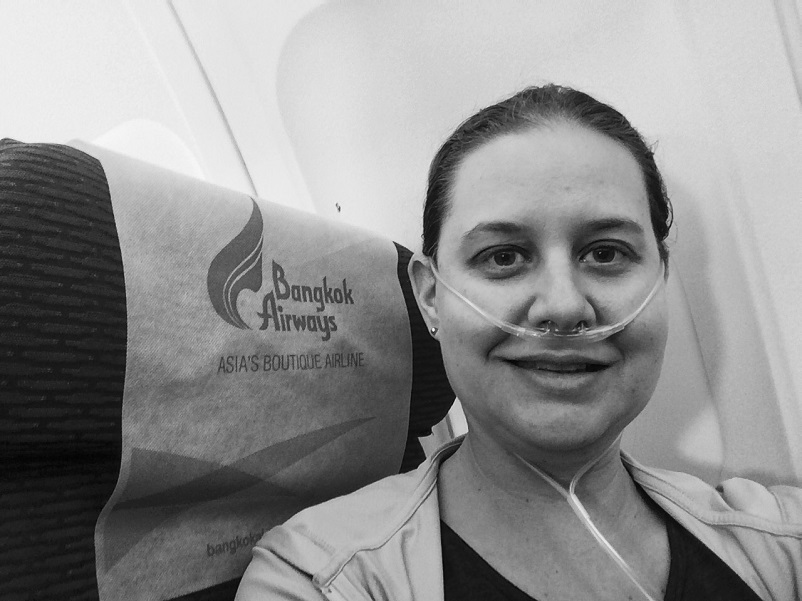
[[236, 438, 802, 601]]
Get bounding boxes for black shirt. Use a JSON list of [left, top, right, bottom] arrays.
[[441, 501, 763, 600]]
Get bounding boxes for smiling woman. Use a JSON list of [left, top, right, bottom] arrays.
[[235, 85, 802, 601], [417, 120, 669, 473]]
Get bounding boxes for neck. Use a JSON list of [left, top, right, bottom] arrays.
[[448, 431, 635, 514], [437, 432, 670, 601]]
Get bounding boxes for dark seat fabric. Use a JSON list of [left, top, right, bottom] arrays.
[[0, 140, 454, 600], [0, 141, 124, 601]]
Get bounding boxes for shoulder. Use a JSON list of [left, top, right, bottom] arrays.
[[625, 454, 802, 601], [237, 438, 461, 599], [280, 438, 460, 551], [625, 455, 802, 529], [276, 457, 438, 556]]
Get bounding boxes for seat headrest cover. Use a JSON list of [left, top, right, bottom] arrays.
[[75, 143, 415, 600]]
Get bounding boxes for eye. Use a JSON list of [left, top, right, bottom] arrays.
[[588, 247, 619, 264], [491, 250, 519, 266], [474, 246, 530, 277], [579, 243, 634, 269]]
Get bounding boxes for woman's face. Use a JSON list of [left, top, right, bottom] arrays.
[[415, 123, 668, 461]]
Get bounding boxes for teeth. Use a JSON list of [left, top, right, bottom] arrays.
[[534, 362, 587, 373], [510, 359, 607, 373]]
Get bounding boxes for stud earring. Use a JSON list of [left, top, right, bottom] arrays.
[[430, 326, 439, 336]]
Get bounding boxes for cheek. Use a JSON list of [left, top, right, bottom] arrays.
[[620, 301, 669, 403], [438, 327, 486, 384], [437, 292, 501, 354], [437, 337, 483, 420], [436, 303, 505, 404], [645, 295, 670, 362]]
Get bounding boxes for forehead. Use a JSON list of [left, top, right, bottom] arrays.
[[443, 124, 649, 239]]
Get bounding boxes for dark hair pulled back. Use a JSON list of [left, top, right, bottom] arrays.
[[422, 84, 672, 265]]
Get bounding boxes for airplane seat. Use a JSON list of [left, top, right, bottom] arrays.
[[0, 139, 454, 600]]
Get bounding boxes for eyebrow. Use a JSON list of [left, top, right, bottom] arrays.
[[581, 217, 647, 237], [461, 217, 647, 244], [460, 221, 528, 244]]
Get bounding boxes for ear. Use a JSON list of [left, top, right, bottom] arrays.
[[408, 253, 439, 332]]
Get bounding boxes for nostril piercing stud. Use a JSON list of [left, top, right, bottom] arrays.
[[573, 321, 589, 333]]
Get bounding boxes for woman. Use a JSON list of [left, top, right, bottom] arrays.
[[236, 85, 801, 600]]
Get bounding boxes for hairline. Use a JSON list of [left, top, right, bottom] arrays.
[[432, 117, 654, 259]]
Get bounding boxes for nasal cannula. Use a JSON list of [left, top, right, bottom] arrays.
[[429, 262, 665, 344]]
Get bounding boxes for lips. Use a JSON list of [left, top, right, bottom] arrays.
[[504, 349, 615, 378], [513, 360, 608, 373], [503, 355, 613, 394]]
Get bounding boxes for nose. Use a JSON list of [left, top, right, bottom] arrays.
[[525, 260, 596, 334]]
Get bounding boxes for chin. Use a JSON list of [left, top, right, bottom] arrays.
[[506, 407, 629, 458]]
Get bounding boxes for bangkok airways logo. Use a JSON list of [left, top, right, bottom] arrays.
[[207, 199, 354, 340], [206, 199, 264, 329]]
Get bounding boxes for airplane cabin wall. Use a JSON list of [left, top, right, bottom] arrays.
[[0, 0, 253, 193]]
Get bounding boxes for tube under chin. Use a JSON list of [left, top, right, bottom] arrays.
[[513, 438, 662, 601]]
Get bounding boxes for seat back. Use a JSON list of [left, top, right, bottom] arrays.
[[0, 139, 454, 600]]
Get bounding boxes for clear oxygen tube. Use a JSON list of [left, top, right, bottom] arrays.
[[429, 262, 665, 344], [513, 439, 662, 601]]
